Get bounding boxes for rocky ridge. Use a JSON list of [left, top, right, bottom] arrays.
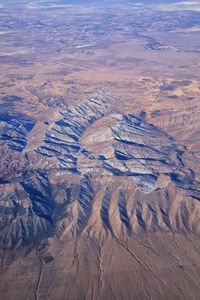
[[36, 98, 108, 171], [0, 99, 200, 251]]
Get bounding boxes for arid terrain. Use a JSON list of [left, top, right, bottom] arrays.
[[0, 0, 200, 299]]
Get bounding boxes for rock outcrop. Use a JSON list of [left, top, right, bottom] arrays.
[[36, 98, 108, 172]]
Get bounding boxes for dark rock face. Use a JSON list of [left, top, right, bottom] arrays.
[[103, 112, 200, 194], [0, 114, 35, 151], [0, 169, 79, 249], [118, 190, 131, 234], [0, 180, 50, 250], [100, 187, 113, 234], [77, 173, 94, 231]]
